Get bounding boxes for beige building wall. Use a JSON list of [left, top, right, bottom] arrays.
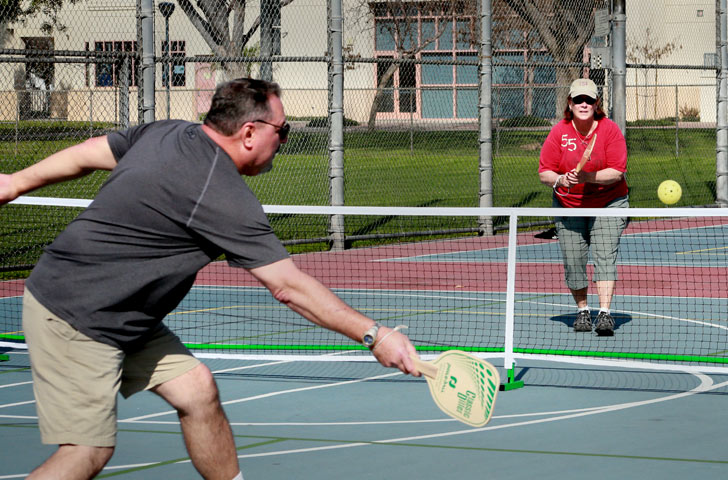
[[0, 1, 718, 124], [626, 0, 715, 122]]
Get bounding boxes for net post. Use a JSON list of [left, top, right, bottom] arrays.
[[501, 367, 524, 391], [500, 213, 524, 391]]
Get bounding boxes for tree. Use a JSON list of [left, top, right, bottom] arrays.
[[349, 0, 606, 125], [176, 0, 294, 79], [0, 0, 81, 43], [627, 27, 681, 120], [497, 0, 607, 118], [348, 0, 477, 130]]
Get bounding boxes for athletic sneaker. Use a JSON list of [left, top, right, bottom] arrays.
[[594, 311, 615, 336], [573, 310, 592, 332], [534, 227, 558, 239]]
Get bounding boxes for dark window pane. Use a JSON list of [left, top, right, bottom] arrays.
[[376, 57, 394, 112], [399, 63, 416, 113]]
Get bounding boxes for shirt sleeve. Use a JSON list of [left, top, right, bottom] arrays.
[[107, 123, 156, 162], [538, 124, 564, 173], [604, 121, 627, 172]]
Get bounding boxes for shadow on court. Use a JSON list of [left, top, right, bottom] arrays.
[[550, 311, 633, 331]]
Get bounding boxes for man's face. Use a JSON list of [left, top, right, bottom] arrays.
[[247, 95, 288, 176]]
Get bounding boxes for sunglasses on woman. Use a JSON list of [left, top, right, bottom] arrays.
[[572, 95, 597, 105]]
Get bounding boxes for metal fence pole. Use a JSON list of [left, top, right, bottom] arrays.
[[478, 0, 494, 236], [140, 0, 155, 124], [328, 0, 346, 250], [120, 56, 130, 129], [675, 84, 679, 157], [612, 0, 627, 135], [717, 0, 728, 206]]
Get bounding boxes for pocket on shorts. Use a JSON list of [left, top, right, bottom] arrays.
[[41, 316, 88, 342]]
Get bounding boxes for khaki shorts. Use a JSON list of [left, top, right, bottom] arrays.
[[553, 195, 629, 291], [23, 288, 200, 447]]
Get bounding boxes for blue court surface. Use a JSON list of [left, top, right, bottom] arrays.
[[1, 218, 727, 478], [1, 349, 727, 479]]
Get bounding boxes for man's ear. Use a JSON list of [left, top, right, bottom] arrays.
[[239, 122, 256, 150]]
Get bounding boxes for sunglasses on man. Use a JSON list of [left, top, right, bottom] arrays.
[[571, 95, 597, 105], [254, 119, 290, 141]]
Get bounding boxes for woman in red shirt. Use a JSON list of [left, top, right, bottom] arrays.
[[538, 78, 629, 336]]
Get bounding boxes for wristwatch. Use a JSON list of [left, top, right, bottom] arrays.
[[362, 322, 382, 349]]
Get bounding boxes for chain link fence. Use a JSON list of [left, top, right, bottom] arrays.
[[0, 0, 721, 210]]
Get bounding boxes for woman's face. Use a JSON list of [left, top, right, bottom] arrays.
[[570, 95, 597, 121]]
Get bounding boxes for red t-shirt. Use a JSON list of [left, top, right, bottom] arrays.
[[539, 117, 628, 208]]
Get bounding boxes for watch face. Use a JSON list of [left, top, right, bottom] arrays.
[[363, 323, 380, 347]]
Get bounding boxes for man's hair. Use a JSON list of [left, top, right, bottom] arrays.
[[563, 96, 606, 121], [203, 78, 281, 136]]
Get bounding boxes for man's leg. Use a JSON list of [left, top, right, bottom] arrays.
[[152, 364, 240, 480], [23, 289, 122, 479], [27, 445, 114, 480]]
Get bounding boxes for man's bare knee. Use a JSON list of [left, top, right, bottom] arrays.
[[153, 364, 221, 414]]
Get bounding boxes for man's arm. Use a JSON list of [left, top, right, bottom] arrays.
[[0, 135, 117, 205], [249, 258, 420, 376]]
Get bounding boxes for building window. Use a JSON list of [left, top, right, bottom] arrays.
[[704, 52, 718, 68], [92, 41, 138, 88], [373, 2, 478, 119], [162, 40, 186, 87]]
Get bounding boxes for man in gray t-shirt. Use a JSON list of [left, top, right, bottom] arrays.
[[26, 119, 290, 351], [1, 78, 419, 480]]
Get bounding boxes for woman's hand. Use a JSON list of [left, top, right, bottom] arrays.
[[562, 169, 581, 187]]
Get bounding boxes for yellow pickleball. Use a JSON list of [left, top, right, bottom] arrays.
[[657, 180, 682, 205]]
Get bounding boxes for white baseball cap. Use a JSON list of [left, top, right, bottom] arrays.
[[569, 78, 598, 99]]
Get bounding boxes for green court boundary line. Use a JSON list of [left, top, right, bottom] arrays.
[[185, 343, 728, 364], [2, 334, 726, 364], [513, 347, 728, 364], [0, 334, 24, 341]]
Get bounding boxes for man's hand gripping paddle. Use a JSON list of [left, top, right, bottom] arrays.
[[410, 350, 500, 427]]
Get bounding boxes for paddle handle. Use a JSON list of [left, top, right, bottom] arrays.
[[575, 133, 597, 173], [410, 354, 438, 379]]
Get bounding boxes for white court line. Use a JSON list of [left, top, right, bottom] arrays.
[[122, 371, 403, 422], [231, 375, 728, 460], [125, 405, 612, 427], [0, 381, 33, 389], [0, 400, 34, 409], [6, 370, 725, 478], [520, 298, 728, 332], [122, 375, 727, 468]]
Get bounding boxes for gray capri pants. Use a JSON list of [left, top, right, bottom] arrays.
[[553, 195, 629, 291]]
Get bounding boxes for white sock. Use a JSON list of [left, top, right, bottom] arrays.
[[599, 308, 610, 314], [232, 472, 244, 480], [578, 306, 590, 312]]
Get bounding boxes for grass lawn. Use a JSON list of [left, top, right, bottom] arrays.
[[0, 127, 720, 275]]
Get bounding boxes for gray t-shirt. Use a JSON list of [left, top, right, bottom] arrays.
[[26, 120, 289, 350]]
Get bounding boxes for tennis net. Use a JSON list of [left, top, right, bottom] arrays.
[[2, 199, 727, 375]]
